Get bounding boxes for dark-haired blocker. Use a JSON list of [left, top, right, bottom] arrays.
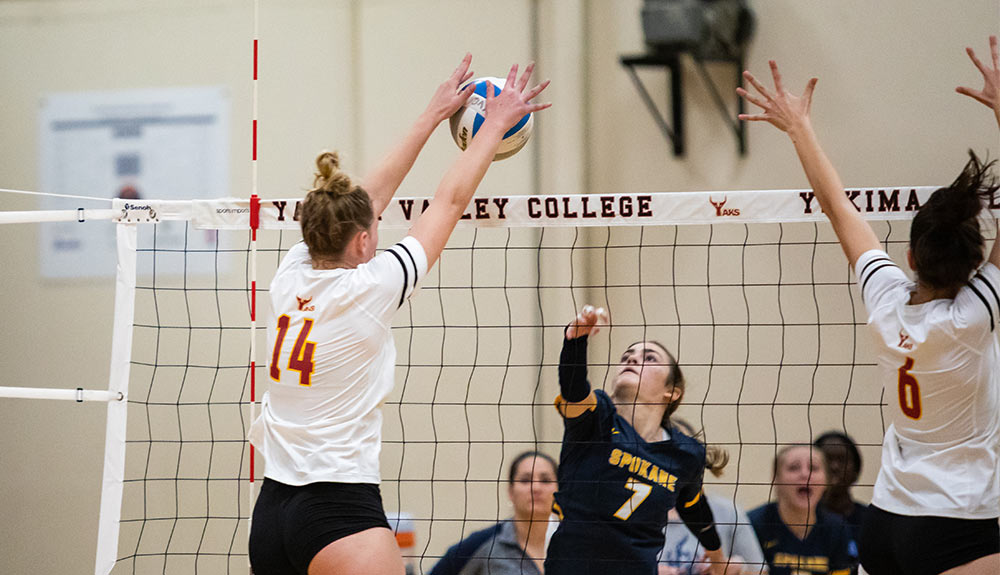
[[738, 36, 1000, 575]]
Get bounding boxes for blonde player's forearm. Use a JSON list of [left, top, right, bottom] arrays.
[[436, 123, 506, 214], [362, 113, 440, 217], [408, 122, 506, 267], [409, 63, 550, 267], [363, 54, 475, 217]]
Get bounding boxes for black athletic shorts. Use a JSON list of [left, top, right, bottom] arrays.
[[249, 478, 391, 575], [859, 504, 999, 575]]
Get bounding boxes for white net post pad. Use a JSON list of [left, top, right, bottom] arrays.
[[95, 223, 137, 575]]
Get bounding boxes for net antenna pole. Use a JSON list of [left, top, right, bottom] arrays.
[[247, 0, 261, 571], [247, 191, 259, 561], [93, 223, 138, 575]]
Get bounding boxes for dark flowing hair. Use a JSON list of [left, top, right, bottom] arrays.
[[910, 151, 998, 291], [814, 430, 862, 476]]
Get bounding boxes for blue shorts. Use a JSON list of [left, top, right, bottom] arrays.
[[249, 478, 391, 575]]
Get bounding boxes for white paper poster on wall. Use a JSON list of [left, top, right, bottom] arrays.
[[38, 87, 230, 279]]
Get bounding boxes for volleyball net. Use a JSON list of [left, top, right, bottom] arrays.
[[0, 188, 948, 574]]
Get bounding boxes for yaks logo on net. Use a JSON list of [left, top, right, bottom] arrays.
[[709, 196, 740, 217]]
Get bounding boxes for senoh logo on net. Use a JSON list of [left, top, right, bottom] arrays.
[[709, 196, 740, 217]]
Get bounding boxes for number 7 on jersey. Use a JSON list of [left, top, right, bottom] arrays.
[[613, 478, 652, 520]]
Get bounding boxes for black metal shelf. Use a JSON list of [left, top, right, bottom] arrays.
[[620, 49, 747, 157]]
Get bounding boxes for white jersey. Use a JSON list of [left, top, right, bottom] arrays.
[[248, 236, 427, 486], [856, 249, 1000, 519]]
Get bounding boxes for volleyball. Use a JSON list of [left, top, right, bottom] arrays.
[[449, 77, 534, 161]]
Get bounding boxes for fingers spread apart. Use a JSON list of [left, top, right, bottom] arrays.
[[516, 62, 535, 92], [742, 70, 774, 101]]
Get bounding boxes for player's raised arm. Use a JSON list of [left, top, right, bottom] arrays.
[[409, 63, 550, 267], [555, 305, 606, 419], [957, 36, 1000, 271], [738, 61, 880, 268], [957, 35, 1000, 130], [361, 53, 476, 217]]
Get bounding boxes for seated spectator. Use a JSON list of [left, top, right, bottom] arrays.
[[428, 524, 502, 575], [659, 494, 768, 574], [813, 431, 867, 543], [429, 451, 558, 575], [658, 418, 766, 575], [748, 445, 857, 575]]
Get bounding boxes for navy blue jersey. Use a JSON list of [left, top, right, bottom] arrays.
[[428, 522, 504, 575], [748, 502, 857, 575], [544, 389, 708, 575], [819, 499, 867, 548]]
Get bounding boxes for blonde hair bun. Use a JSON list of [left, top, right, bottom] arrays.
[[312, 150, 352, 195]]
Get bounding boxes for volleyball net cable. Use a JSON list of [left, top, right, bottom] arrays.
[[1, 187, 973, 574]]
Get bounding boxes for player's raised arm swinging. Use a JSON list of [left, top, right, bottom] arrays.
[[556, 305, 607, 419]]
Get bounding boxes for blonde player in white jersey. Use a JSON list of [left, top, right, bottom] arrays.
[[247, 56, 550, 575], [737, 36, 1000, 575]]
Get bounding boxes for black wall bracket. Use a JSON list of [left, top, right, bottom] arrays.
[[620, 50, 747, 157]]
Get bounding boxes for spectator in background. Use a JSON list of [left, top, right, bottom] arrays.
[[429, 524, 501, 575], [430, 451, 558, 575], [659, 495, 768, 574], [658, 419, 767, 574], [813, 431, 867, 544], [748, 445, 857, 575]]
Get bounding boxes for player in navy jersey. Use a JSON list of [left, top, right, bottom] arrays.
[[544, 305, 732, 575], [748, 445, 855, 575], [738, 36, 1000, 575]]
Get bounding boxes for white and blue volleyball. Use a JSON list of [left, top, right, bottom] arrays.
[[449, 77, 534, 161]]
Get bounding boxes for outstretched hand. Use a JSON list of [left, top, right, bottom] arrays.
[[956, 35, 1000, 125], [424, 53, 476, 124], [565, 305, 608, 340], [737, 60, 818, 134], [482, 62, 552, 133]]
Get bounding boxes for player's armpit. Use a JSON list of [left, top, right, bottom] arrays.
[[554, 392, 597, 419]]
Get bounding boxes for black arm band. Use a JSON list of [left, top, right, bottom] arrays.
[[676, 493, 722, 552], [558, 331, 591, 402]]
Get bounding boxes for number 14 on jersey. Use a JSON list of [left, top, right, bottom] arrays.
[[269, 315, 316, 386]]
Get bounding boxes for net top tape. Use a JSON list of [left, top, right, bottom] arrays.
[[1, 187, 971, 228], [127, 187, 954, 230]]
